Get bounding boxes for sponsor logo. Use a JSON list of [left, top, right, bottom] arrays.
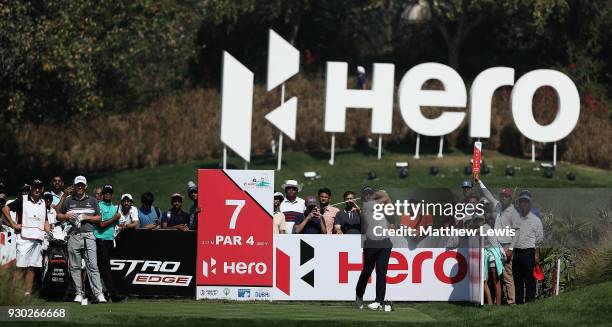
[[238, 288, 251, 298], [110, 259, 180, 277], [110, 260, 189, 287], [202, 257, 217, 277], [223, 288, 230, 296], [339, 250, 468, 285], [205, 290, 219, 296], [242, 175, 272, 189], [132, 274, 192, 287], [202, 258, 267, 276], [254, 290, 271, 298]]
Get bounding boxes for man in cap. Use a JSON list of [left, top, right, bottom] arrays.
[[2, 179, 50, 296], [272, 192, 287, 234], [117, 194, 139, 230], [162, 193, 189, 231], [93, 184, 126, 302], [510, 190, 543, 304], [476, 177, 521, 304], [187, 181, 200, 231], [294, 196, 323, 234], [56, 175, 106, 303], [280, 180, 306, 233], [356, 189, 395, 311], [333, 191, 362, 235]]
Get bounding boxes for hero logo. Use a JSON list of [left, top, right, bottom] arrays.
[[202, 257, 267, 276], [339, 250, 467, 285], [110, 259, 192, 287]]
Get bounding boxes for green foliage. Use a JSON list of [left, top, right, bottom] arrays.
[[0, 267, 31, 305], [0, 0, 200, 123]]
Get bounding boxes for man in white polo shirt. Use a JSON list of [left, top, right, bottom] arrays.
[[279, 180, 306, 233], [1, 179, 50, 296]]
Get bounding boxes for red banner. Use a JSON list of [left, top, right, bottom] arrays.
[[196, 170, 273, 288], [472, 141, 482, 178]]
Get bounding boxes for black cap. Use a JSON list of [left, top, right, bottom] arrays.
[[102, 184, 114, 193], [32, 179, 44, 187]]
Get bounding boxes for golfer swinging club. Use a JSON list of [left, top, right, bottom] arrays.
[[355, 187, 395, 311]]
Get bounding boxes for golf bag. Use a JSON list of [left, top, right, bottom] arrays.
[[41, 239, 70, 301]]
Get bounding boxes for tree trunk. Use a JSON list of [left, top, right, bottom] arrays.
[[448, 38, 460, 71]]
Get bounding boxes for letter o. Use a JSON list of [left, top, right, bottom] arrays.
[[511, 70, 580, 142]]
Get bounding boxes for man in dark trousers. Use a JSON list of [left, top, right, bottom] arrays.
[[355, 188, 395, 311], [510, 190, 543, 304]]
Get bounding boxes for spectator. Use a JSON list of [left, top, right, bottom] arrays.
[[474, 214, 504, 305], [333, 191, 362, 234], [356, 66, 366, 89], [42, 192, 57, 226], [138, 191, 162, 229], [273, 192, 287, 234], [93, 184, 126, 303], [21, 184, 31, 196], [476, 177, 521, 305], [56, 175, 106, 303], [187, 182, 200, 231], [117, 194, 139, 230], [94, 186, 103, 202], [461, 180, 473, 203], [318, 188, 339, 234], [294, 196, 323, 234], [1, 179, 50, 296], [280, 180, 306, 232], [162, 193, 189, 231], [511, 190, 544, 304], [49, 176, 65, 207]]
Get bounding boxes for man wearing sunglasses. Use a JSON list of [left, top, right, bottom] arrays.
[[279, 180, 306, 234]]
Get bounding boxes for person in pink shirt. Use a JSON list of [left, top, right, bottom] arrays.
[[317, 188, 340, 234]]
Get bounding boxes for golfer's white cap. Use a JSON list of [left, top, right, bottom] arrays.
[[121, 194, 133, 201], [357, 66, 366, 74], [74, 176, 87, 186]]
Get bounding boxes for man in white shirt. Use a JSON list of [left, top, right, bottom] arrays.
[[117, 194, 139, 230], [279, 180, 305, 233], [1, 179, 50, 296]]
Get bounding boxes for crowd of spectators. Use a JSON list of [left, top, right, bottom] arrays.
[[0, 175, 543, 306]]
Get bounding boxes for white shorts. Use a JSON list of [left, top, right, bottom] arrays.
[[16, 235, 43, 268]]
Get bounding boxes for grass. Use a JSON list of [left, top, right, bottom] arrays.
[[85, 147, 612, 210], [9, 281, 612, 327]]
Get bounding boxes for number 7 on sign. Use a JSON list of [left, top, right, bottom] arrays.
[[225, 199, 245, 229]]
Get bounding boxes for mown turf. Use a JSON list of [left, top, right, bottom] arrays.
[[10, 281, 612, 327], [85, 147, 612, 210]]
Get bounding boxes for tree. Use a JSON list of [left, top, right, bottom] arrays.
[[0, 0, 200, 123], [424, 0, 570, 71]]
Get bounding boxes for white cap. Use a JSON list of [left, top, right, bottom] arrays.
[[281, 180, 302, 192], [357, 66, 366, 74], [273, 192, 284, 199], [74, 176, 87, 186], [121, 193, 133, 201]]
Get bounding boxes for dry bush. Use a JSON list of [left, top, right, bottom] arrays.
[[10, 77, 612, 173]]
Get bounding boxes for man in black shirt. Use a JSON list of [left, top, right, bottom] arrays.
[[333, 191, 362, 234]]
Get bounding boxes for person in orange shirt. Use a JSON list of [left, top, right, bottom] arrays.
[[317, 188, 340, 234]]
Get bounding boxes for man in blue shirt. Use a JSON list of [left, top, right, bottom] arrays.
[[294, 197, 323, 234], [138, 191, 161, 229]]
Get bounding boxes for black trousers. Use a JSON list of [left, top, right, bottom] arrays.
[[512, 248, 536, 304], [96, 239, 117, 296], [356, 247, 392, 303]]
